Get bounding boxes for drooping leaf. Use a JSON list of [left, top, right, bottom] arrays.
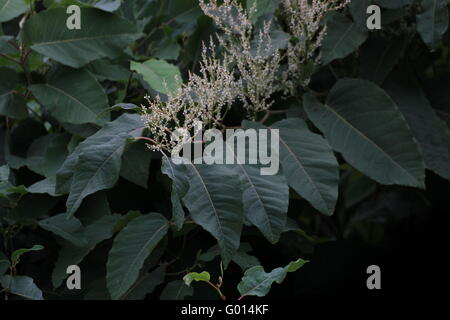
[[0, 275, 43, 300], [106, 213, 169, 300], [0, 251, 9, 275], [21, 8, 141, 68], [237, 258, 308, 298], [182, 164, 243, 266], [130, 59, 181, 94], [304, 79, 425, 188], [30, 67, 109, 125], [56, 114, 145, 216]]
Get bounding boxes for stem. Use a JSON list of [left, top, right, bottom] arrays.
[[206, 281, 226, 300]]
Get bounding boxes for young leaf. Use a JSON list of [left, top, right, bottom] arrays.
[[183, 271, 211, 286]]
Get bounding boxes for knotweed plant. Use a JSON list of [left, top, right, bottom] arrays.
[[142, 0, 350, 153], [281, 0, 351, 93]]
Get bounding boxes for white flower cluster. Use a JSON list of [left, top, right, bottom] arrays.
[[142, 0, 350, 152], [142, 42, 239, 152], [282, 0, 351, 92], [200, 0, 281, 119]]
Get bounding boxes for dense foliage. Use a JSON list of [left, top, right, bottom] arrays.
[[0, 0, 449, 300]]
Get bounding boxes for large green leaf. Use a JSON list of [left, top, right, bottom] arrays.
[[237, 258, 308, 298], [321, 13, 367, 65], [30, 67, 109, 125], [384, 73, 450, 181], [222, 130, 289, 242], [56, 114, 145, 216], [245, 119, 339, 215], [52, 214, 120, 288], [130, 59, 181, 94], [304, 79, 425, 188], [416, 0, 449, 49], [0, 0, 27, 23], [38, 213, 88, 247], [106, 213, 169, 300], [0, 275, 43, 300], [21, 8, 141, 68], [182, 164, 243, 266]]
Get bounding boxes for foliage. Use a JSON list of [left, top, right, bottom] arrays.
[[0, 0, 449, 300]]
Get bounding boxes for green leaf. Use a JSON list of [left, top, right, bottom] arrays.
[[245, 119, 339, 216], [106, 213, 169, 300], [21, 8, 141, 68], [0, 275, 43, 300], [121, 264, 166, 300], [321, 13, 367, 65], [359, 35, 404, 85], [160, 280, 193, 300], [183, 271, 210, 286], [52, 214, 120, 288], [30, 67, 109, 125], [304, 79, 425, 188], [26, 133, 70, 178], [223, 129, 289, 243], [120, 140, 151, 188], [130, 59, 181, 94], [38, 213, 88, 247], [182, 164, 243, 266], [11, 245, 44, 266], [237, 258, 308, 298], [0, 67, 28, 120], [0, 0, 27, 23], [56, 114, 145, 216], [416, 0, 449, 50], [384, 72, 450, 181], [161, 156, 190, 230]]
